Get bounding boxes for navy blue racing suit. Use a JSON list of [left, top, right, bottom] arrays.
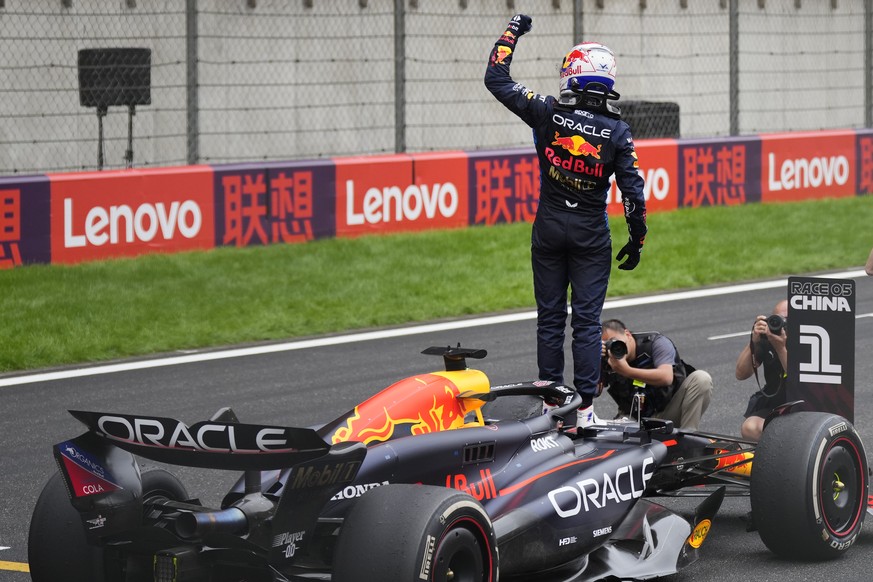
[[484, 26, 647, 404]]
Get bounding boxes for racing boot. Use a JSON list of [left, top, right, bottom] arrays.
[[576, 404, 601, 428]]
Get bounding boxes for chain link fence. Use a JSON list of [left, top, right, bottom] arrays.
[[0, 0, 870, 174]]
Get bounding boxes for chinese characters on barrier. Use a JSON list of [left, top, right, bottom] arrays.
[[474, 156, 539, 225], [221, 171, 314, 246], [859, 135, 873, 194], [0, 189, 21, 268], [683, 144, 747, 207]]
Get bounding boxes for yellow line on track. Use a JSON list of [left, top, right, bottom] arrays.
[[0, 560, 30, 572]]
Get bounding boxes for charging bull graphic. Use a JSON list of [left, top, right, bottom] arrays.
[[491, 45, 512, 66], [327, 370, 489, 445], [552, 132, 602, 159]]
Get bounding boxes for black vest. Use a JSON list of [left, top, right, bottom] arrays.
[[605, 332, 694, 416]]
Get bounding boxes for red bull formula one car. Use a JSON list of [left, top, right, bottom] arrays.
[[28, 346, 869, 582]]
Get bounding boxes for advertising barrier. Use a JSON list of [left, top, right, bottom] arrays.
[[3, 129, 871, 268], [50, 166, 214, 264], [468, 149, 540, 226], [0, 175, 51, 267], [213, 160, 336, 248]]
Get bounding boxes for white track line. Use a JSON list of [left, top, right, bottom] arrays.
[[707, 309, 873, 341], [1, 269, 866, 388]]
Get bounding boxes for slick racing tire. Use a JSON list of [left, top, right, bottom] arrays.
[[28, 468, 188, 582], [28, 471, 105, 582], [333, 484, 498, 582], [140, 467, 189, 505], [750, 411, 868, 560]]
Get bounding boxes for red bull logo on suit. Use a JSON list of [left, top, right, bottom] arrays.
[[551, 132, 602, 159]]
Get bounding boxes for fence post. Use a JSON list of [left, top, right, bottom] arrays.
[[729, 0, 739, 136], [394, 0, 406, 153], [186, 0, 200, 164], [573, 0, 584, 43], [866, 0, 872, 128]]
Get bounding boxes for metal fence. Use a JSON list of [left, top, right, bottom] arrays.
[[0, 0, 870, 175]]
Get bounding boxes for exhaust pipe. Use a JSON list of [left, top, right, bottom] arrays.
[[175, 492, 275, 539], [176, 507, 246, 539]]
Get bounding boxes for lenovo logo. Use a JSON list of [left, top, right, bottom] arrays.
[[344, 180, 459, 226], [64, 198, 202, 248], [767, 153, 849, 192]]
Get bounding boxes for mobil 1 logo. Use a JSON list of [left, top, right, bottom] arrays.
[[786, 277, 855, 423]]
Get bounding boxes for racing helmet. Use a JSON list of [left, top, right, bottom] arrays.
[[559, 42, 617, 96]]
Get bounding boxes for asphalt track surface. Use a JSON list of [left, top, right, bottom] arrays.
[[2, 270, 872, 582]]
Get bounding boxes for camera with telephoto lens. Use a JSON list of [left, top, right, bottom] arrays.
[[766, 314, 786, 335], [600, 339, 627, 392], [604, 339, 628, 359]]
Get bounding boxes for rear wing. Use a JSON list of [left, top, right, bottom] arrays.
[[56, 410, 364, 547], [67, 410, 331, 471]]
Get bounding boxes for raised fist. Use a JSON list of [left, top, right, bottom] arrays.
[[505, 14, 532, 37]]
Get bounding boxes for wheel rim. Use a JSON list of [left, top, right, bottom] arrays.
[[819, 438, 864, 536], [433, 526, 485, 582]]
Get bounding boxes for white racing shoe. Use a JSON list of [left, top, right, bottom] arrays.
[[576, 404, 601, 428]]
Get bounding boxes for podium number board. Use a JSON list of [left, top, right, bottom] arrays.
[[786, 277, 855, 423]]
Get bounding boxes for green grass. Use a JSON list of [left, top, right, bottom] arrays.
[[1, 196, 869, 373]]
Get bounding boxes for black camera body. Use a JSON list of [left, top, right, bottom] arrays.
[[767, 314, 786, 335], [600, 338, 629, 393], [604, 339, 628, 359]]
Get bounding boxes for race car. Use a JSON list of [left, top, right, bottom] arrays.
[[28, 345, 869, 582]]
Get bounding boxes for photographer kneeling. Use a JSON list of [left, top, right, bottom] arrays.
[[600, 319, 712, 431], [735, 300, 788, 441]]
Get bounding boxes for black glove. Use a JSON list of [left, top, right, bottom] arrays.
[[504, 14, 532, 39], [616, 240, 642, 271]]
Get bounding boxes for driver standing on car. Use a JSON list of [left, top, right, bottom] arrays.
[[735, 299, 789, 441], [600, 319, 712, 431], [485, 15, 647, 428]]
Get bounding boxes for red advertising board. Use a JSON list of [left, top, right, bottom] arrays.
[[49, 166, 215, 264], [760, 130, 857, 203], [607, 138, 679, 215], [335, 153, 468, 238], [410, 151, 469, 229]]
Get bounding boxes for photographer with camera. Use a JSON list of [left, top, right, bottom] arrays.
[[600, 319, 712, 430], [735, 300, 788, 441]]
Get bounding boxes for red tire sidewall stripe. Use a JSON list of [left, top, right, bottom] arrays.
[[438, 515, 496, 582], [819, 436, 866, 537]]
